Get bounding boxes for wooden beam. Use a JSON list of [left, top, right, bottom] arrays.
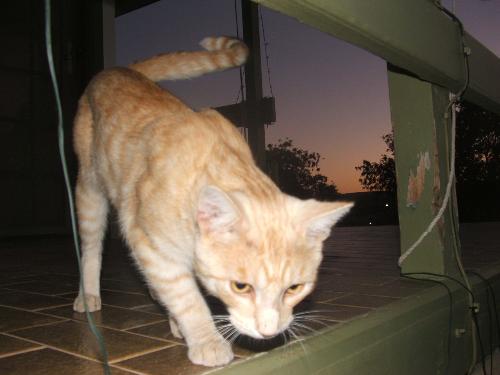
[[388, 66, 461, 275], [253, 0, 500, 116], [242, 0, 267, 169], [214, 97, 275, 128]]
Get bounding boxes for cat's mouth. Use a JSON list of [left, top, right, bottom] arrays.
[[229, 330, 290, 352], [227, 314, 290, 340]]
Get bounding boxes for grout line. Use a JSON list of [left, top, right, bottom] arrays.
[[54, 292, 77, 297], [109, 343, 178, 364], [32, 303, 73, 312], [0, 344, 46, 359], [6, 319, 70, 333], [58, 318, 178, 346], [123, 319, 169, 331], [0, 303, 41, 313], [1, 287, 78, 297], [116, 318, 168, 331], [2, 337, 112, 364], [130, 303, 159, 310], [0, 303, 74, 316], [109, 362, 149, 375], [100, 288, 148, 296], [3, 330, 171, 367], [123, 329, 182, 345]]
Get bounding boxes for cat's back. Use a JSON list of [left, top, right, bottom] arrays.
[[86, 67, 190, 130]]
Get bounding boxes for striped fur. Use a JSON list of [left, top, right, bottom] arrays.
[[72, 37, 352, 367]]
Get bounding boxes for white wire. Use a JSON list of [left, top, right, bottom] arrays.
[[398, 97, 457, 266]]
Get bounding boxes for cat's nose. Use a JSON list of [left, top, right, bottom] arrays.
[[257, 308, 279, 337]]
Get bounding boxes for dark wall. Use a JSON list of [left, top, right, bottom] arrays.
[[0, 0, 104, 237]]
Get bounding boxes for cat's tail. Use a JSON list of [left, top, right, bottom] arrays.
[[128, 36, 248, 82]]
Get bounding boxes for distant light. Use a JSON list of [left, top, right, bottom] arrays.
[[385, 203, 389, 207], [369, 222, 372, 225]]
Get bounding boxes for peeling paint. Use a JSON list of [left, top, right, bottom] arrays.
[[407, 151, 430, 207]]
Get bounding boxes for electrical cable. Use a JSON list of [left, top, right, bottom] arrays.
[[234, 0, 246, 105], [467, 270, 500, 375], [403, 272, 488, 375], [401, 274, 454, 375], [44, 1, 111, 373], [259, 8, 274, 98], [472, 311, 488, 375], [467, 271, 500, 343]]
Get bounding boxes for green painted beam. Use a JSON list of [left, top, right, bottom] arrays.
[[253, 0, 500, 116], [388, 66, 461, 275]]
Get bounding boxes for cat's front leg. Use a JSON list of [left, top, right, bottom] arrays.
[[129, 232, 233, 366], [151, 270, 233, 366]]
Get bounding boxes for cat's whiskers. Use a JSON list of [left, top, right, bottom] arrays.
[[294, 308, 346, 315], [285, 325, 308, 357], [294, 315, 338, 324], [213, 318, 240, 344]]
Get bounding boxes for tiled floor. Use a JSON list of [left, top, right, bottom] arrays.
[[0, 223, 498, 374]]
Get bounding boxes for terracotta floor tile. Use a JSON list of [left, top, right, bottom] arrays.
[[10, 320, 172, 362], [132, 303, 166, 315], [40, 304, 167, 330], [0, 333, 42, 357], [0, 306, 63, 332], [0, 291, 72, 311], [100, 289, 154, 308], [127, 320, 182, 344], [29, 274, 80, 286], [0, 348, 133, 375], [115, 344, 214, 375], [100, 279, 149, 294]]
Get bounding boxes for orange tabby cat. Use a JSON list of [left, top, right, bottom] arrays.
[[72, 36, 352, 366]]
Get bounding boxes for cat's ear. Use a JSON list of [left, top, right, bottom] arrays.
[[197, 185, 240, 234], [301, 201, 354, 243]]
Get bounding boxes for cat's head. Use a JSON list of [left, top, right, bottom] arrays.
[[194, 185, 353, 339]]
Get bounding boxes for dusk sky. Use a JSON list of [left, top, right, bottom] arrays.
[[116, 0, 500, 193]]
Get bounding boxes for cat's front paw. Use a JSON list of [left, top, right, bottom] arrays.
[[73, 293, 101, 313], [188, 335, 233, 367]]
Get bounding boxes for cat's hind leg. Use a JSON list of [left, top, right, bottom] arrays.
[[73, 176, 109, 313]]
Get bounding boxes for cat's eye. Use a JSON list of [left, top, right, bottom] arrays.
[[286, 284, 304, 295], [230, 281, 252, 294]]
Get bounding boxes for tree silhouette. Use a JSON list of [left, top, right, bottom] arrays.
[[355, 101, 500, 221], [266, 138, 339, 200], [355, 133, 396, 193], [455, 102, 500, 221]]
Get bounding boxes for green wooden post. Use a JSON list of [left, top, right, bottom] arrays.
[[387, 66, 461, 276]]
